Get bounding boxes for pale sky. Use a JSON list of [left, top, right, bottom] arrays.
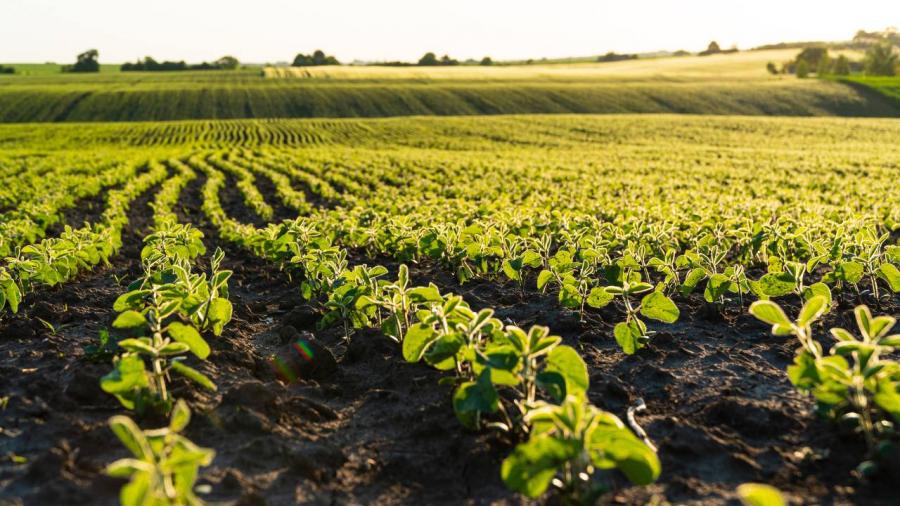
[[2, 0, 897, 63]]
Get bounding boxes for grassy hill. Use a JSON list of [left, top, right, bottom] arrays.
[[1, 50, 897, 122]]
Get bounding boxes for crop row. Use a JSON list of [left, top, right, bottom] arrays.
[[205, 177, 661, 502]]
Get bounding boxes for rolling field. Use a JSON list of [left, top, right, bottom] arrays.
[[0, 114, 898, 505], [1, 50, 898, 122]]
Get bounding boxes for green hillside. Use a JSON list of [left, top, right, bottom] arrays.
[[1, 50, 897, 122]]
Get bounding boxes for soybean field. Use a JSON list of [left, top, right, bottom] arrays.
[[0, 114, 898, 505]]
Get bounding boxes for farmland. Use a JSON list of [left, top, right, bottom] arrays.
[[1, 50, 899, 122], [0, 113, 898, 505]]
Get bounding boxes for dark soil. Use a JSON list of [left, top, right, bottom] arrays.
[[44, 190, 112, 239], [1, 176, 898, 506]]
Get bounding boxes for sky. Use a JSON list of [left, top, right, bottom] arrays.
[[2, 0, 898, 63]]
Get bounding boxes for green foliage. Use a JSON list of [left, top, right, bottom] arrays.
[[737, 483, 785, 506], [293, 50, 339, 67], [106, 400, 214, 506], [864, 44, 898, 76], [102, 222, 231, 414], [750, 299, 900, 475], [2, 52, 894, 121], [63, 49, 100, 73]]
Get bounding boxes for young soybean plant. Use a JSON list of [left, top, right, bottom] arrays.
[[501, 396, 660, 501], [750, 296, 900, 477], [102, 282, 216, 415], [107, 400, 214, 506], [589, 275, 680, 355]]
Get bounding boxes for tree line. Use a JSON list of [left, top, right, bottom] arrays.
[[122, 56, 239, 72], [767, 43, 898, 78]]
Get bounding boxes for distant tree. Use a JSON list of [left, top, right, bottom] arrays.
[[672, 50, 691, 57], [418, 52, 439, 66], [480, 56, 493, 66], [864, 43, 897, 76], [795, 47, 828, 68], [0, 65, 14, 75], [816, 53, 832, 75], [796, 59, 810, 78], [63, 49, 100, 73], [833, 54, 851, 75], [293, 50, 339, 67], [765, 62, 779, 75], [122, 57, 189, 72], [440, 54, 459, 66], [214, 56, 239, 70], [699, 41, 721, 56], [597, 52, 638, 63]]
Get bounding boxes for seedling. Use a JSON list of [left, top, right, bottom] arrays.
[[501, 396, 660, 501], [750, 297, 900, 477], [106, 400, 214, 506]]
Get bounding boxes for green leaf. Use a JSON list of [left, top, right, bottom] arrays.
[[838, 261, 865, 284], [757, 272, 794, 297], [108, 415, 151, 459], [117, 338, 157, 355], [535, 371, 567, 402], [536, 269, 553, 291], [452, 370, 499, 429], [586, 286, 613, 308], [401, 322, 436, 362], [408, 285, 442, 303], [5, 282, 20, 314], [501, 259, 521, 281], [522, 250, 542, 268], [802, 282, 832, 307], [170, 361, 216, 391], [105, 458, 152, 478], [167, 322, 209, 360], [797, 295, 827, 326], [501, 436, 579, 498], [101, 354, 149, 395], [703, 273, 731, 302], [113, 310, 147, 330], [878, 263, 900, 293], [543, 345, 589, 400], [749, 300, 791, 326], [423, 333, 465, 368], [640, 291, 679, 323], [206, 297, 233, 336], [737, 483, 786, 506], [614, 320, 645, 355], [113, 290, 149, 312], [119, 469, 152, 506], [169, 399, 191, 432], [680, 267, 706, 295]]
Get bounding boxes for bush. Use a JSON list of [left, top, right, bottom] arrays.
[[796, 60, 810, 78], [293, 50, 340, 67], [418, 53, 459, 66], [122, 56, 241, 72], [864, 43, 897, 76], [699, 41, 721, 56], [62, 49, 99, 73], [215, 56, 239, 70], [766, 62, 779, 75], [833, 55, 851, 76], [795, 47, 828, 69], [418, 52, 439, 66], [597, 52, 638, 63], [816, 53, 832, 75], [122, 57, 188, 72], [0, 65, 14, 75]]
